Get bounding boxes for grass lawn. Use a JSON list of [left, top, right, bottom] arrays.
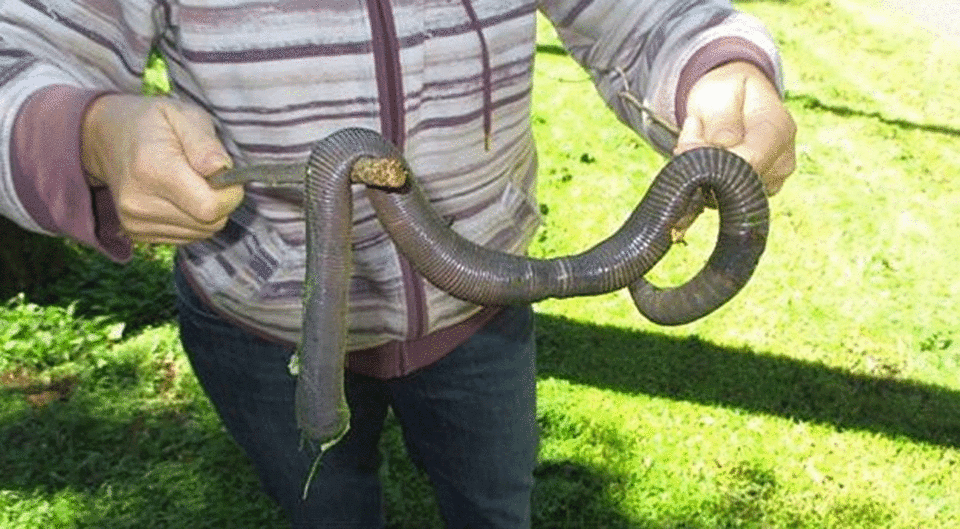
[[3, 0, 960, 527]]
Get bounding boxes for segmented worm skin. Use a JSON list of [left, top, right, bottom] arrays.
[[210, 127, 769, 445], [627, 150, 769, 325]]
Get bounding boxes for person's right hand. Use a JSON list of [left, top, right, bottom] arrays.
[[80, 95, 244, 244]]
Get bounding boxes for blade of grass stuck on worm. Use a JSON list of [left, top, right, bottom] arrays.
[[300, 425, 351, 499]]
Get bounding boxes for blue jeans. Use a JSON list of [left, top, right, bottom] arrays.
[[174, 268, 537, 528]]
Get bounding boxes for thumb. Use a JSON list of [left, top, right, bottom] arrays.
[[693, 89, 746, 149], [161, 103, 232, 177], [676, 65, 751, 153], [674, 113, 706, 155], [156, 103, 243, 224]]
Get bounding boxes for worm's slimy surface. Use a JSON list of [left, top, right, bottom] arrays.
[[211, 128, 769, 448]]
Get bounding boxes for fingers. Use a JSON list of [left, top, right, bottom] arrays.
[[678, 81, 746, 152], [82, 95, 245, 244], [762, 148, 796, 196], [163, 103, 232, 176], [148, 153, 243, 228], [676, 61, 797, 197], [733, 116, 795, 196], [157, 102, 245, 225], [114, 191, 232, 244], [736, 75, 796, 196]]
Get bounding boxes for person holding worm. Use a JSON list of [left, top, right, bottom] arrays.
[[0, 1, 796, 528]]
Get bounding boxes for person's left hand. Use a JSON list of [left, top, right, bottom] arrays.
[[671, 60, 796, 239]]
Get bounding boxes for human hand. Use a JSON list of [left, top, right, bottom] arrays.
[[81, 95, 244, 244], [671, 61, 796, 239]]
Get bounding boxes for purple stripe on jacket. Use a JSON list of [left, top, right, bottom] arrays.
[[11, 85, 132, 261]]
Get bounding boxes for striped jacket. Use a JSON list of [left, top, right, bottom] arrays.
[[1, 0, 782, 378]]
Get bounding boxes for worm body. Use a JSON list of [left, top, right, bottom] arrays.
[[211, 127, 769, 447], [210, 129, 405, 445], [365, 143, 767, 316]]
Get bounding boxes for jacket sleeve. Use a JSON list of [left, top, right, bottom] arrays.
[[0, 2, 158, 262], [538, 0, 784, 155]]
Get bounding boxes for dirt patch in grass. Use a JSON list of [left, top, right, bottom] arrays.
[[0, 368, 77, 409]]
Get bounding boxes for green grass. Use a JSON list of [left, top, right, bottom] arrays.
[[4, 0, 960, 526]]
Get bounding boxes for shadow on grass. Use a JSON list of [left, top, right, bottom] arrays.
[[0, 393, 288, 528], [536, 43, 568, 57], [532, 460, 650, 529], [787, 92, 960, 137], [17, 243, 177, 335], [0, 388, 641, 528], [4, 312, 944, 527], [536, 313, 960, 449], [5, 246, 957, 526]]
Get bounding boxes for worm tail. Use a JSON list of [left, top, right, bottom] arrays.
[[294, 129, 400, 443], [629, 148, 769, 324]]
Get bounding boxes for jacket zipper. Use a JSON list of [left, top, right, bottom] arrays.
[[366, 0, 427, 350]]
